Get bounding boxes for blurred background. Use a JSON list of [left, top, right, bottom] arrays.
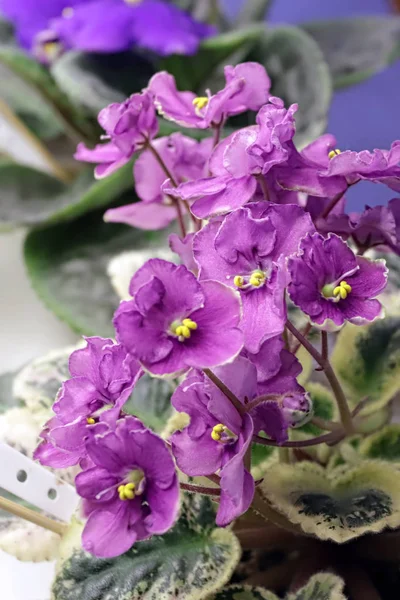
[[0, 0, 399, 598]]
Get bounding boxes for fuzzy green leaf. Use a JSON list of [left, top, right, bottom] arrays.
[[160, 27, 263, 91], [0, 160, 133, 228], [52, 494, 241, 600], [51, 51, 155, 114], [331, 318, 400, 415], [259, 461, 400, 543], [303, 16, 400, 89], [123, 374, 174, 433], [0, 47, 93, 141], [359, 425, 400, 464], [24, 207, 168, 336], [249, 26, 332, 148]]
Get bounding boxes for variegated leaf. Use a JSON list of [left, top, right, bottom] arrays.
[[359, 425, 400, 464], [0, 516, 60, 562], [52, 494, 241, 600], [287, 573, 346, 600], [259, 461, 400, 543]]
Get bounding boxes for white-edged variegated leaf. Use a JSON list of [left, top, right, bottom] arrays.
[[0, 516, 60, 562]]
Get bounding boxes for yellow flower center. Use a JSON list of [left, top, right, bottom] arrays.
[[333, 280, 352, 300], [43, 42, 62, 60], [322, 280, 352, 301], [211, 423, 237, 444], [118, 483, 136, 501], [118, 470, 145, 501], [233, 270, 266, 289], [328, 149, 341, 160], [172, 318, 198, 342], [192, 96, 209, 111], [86, 417, 96, 425]]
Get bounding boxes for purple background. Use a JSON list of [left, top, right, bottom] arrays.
[[221, 0, 400, 211]]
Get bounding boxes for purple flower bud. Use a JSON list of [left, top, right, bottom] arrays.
[[281, 391, 313, 428]]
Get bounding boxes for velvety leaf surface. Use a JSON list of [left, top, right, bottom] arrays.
[[0, 160, 133, 228], [123, 374, 174, 433], [52, 494, 241, 600], [259, 461, 400, 542], [249, 26, 332, 148], [303, 16, 400, 89], [24, 207, 166, 336], [359, 425, 400, 464], [331, 318, 400, 415]]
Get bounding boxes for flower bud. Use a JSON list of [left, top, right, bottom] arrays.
[[282, 392, 313, 428]]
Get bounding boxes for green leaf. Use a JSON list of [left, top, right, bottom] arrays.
[[287, 573, 346, 600], [24, 207, 166, 336], [0, 517, 60, 562], [52, 494, 241, 600], [331, 318, 400, 415], [51, 51, 155, 114], [302, 16, 400, 89], [123, 374, 174, 433], [0, 17, 15, 47], [326, 436, 363, 473], [249, 26, 332, 148], [300, 383, 337, 436], [0, 47, 93, 141], [160, 27, 263, 91], [355, 405, 391, 435], [259, 461, 400, 543], [359, 425, 400, 464], [0, 160, 134, 228], [235, 1, 272, 26], [376, 252, 400, 317], [209, 585, 277, 599]]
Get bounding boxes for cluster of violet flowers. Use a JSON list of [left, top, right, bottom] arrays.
[[34, 61, 399, 559]]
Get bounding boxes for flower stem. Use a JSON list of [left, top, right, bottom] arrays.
[[212, 121, 223, 148], [0, 495, 66, 536], [319, 188, 347, 219], [180, 482, 220, 496], [253, 430, 344, 448], [203, 368, 245, 416], [285, 321, 355, 435], [310, 416, 341, 431]]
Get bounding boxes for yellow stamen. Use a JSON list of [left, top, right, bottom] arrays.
[[192, 96, 209, 111], [175, 325, 191, 339], [328, 149, 341, 160], [211, 430, 221, 441], [118, 483, 137, 501], [86, 417, 96, 425], [43, 42, 61, 60], [211, 423, 237, 443], [233, 275, 244, 288], [249, 270, 265, 287], [333, 281, 352, 300], [182, 318, 197, 330]]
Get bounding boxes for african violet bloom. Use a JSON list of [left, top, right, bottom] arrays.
[[35, 337, 141, 467], [0, 0, 214, 57], [150, 62, 271, 129], [34, 416, 83, 468], [76, 416, 179, 557], [75, 89, 158, 178], [114, 259, 243, 375], [193, 203, 315, 352], [165, 97, 298, 218], [171, 358, 267, 525], [245, 336, 312, 430], [288, 233, 388, 328], [105, 134, 212, 230]]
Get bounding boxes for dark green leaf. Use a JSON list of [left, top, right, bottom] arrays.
[[0, 47, 94, 141], [0, 160, 134, 228], [0, 17, 15, 47], [24, 207, 166, 336], [302, 16, 400, 89], [123, 374, 174, 433], [53, 494, 241, 600], [235, 1, 272, 26], [51, 51, 156, 114], [160, 27, 263, 91], [331, 318, 400, 415], [249, 26, 332, 148]]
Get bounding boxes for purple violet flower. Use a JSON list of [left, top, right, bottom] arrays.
[[113, 259, 244, 376], [76, 416, 179, 557], [288, 233, 388, 328], [149, 62, 271, 129], [104, 134, 212, 230], [34, 416, 84, 468], [0, 0, 214, 57], [170, 358, 259, 526], [193, 203, 315, 352], [75, 89, 158, 179], [35, 337, 141, 467], [164, 97, 298, 219], [169, 232, 198, 274]]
